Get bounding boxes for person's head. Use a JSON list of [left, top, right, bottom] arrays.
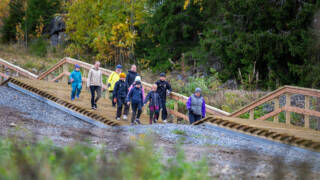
[[151, 84, 157, 91], [131, 64, 137, 72], [119, 73, 126, 81], [195, 88, 201, 97], [94, 61, 100, 69], [74, 64, 80, 71], [116, 64, 122, 73], [160, 73, 166, 81], [135, 76, 141, 82], [135, 81, 141, 88]]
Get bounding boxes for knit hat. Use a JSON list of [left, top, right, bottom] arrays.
[[119, 73, 126, 78], [75, 64, 80, 69], [116, 64, 122, 69], [195, 88, 202, 93], [135, 81, 141, 85], [135, 76, 141, 82], [160, 72, 166, 77]]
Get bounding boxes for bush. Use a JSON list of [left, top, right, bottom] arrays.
[[29, 38, 48, 57], [0, 137, 210, 180]]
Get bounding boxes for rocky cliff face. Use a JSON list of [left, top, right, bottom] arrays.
[[48, 15, 66, 46]]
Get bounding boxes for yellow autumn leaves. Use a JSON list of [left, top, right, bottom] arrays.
[[65, 0, 148, 64]]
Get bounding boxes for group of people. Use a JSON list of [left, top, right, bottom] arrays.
[[68, 61, 206, 125]]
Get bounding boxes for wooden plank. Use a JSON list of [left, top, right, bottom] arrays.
[[285, 93, 291, 125], [305, 96, 310, 128], [257, 108, 282, 121], [249, 109, 254, 120], [174, 101, 178, 123], [274, 98, 279, 123], [168, 109, 188, 120], [62, 63, 69, 83], [231, 87, 287, 117], [37, 58, 67, 80]]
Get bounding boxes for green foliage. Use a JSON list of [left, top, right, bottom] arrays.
[[24, 0, 61, 37], [197, 0, 320, 89], [29, 38, 48, 57], [1, 0, 25, 42], [135, 0, 204, 72], [0, 137, 210, 179], [172, 129, 187, 136]]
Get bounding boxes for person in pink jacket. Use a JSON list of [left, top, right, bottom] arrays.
[[128, 76, 145, 101]]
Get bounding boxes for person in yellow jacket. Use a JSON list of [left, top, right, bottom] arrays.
[[107, 64, 122, 107]]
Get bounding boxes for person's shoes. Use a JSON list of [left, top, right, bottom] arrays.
[[123, 115, 128, 120], [135, 119, 141, 125], [131, 122, 135, 126], [153, 119, 157, 123], [92, 106, 96, 110], [71, 98, 75, 101], [76, 96, 79, 100], [116, 117, 121, 121], [94, 104, 98, 109], [163, 119, 167, 123]]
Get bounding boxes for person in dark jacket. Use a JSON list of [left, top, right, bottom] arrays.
[[144, 84, 162, 124], [155, 73, 172, 123], [186, 88, 206, 124], [127, 81, 144, 125], [113, 73, 129, 120], [126, 64, 138, 87]]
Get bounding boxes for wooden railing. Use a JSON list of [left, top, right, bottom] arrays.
[[230, 86, 320, 130], [0, 57, 230, 122]]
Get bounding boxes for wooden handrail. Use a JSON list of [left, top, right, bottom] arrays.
[[0, 57, 230, 119], [0, 58, 38, 79]]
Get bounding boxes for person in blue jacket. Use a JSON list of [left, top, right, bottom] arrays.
[[127, 81, 143, 125], [69, 64, 82, 101]]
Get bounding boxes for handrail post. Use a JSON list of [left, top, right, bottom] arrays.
[[62, 63, 69, 83], [249, 109, 254, 120], [274, 97, 279, 123], [0, 65, 3, 81], [285, 93, 291, 125], [174, 101, 178, 123], [305, 95, 310, 128]]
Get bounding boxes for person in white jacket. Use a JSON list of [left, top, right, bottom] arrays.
[[87, 61, 103, 110]]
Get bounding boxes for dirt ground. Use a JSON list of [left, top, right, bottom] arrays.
[[0, 106, 319, 180]]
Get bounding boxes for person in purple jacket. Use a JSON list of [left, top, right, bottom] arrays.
[[186, 88, 206, 124]]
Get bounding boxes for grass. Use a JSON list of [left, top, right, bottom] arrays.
[[172, 129, 187, 136], [0, 43, 63, 73], [0, 136, 210, 180]]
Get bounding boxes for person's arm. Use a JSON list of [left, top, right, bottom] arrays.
[[100, 71, 103, 88], [125, 73, 129, 85], [113, 82, 118, 97], [107, 72, 114, 87], [202, 99, 206, 118], [186, 96, 192, 110], [144, 92, 151, 105], [167, 82, 172, 93], [87, 69, 92, 87], [127, 89, 133, 103], [80, 72, 82, 83], [69, 71, 74, 82]]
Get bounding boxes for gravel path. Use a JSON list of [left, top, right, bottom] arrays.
[[118, 123, 320, 171], [0, 86, 94, 129], [1, 85, 320, 178]]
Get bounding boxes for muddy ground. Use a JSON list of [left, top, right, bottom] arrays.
[[0, 106, 319, 180]]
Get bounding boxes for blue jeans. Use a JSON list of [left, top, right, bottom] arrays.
[[71, 83, 82, 99]]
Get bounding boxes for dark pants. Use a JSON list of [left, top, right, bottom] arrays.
[[90, 86, 101, 108], [109, 91, 116, 107], [131, 103, 142, 123], [160, 99, 167, 120], [149, 106, 160, 124], [116, 97, 129, 118], [189, 112, 202, 124]]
